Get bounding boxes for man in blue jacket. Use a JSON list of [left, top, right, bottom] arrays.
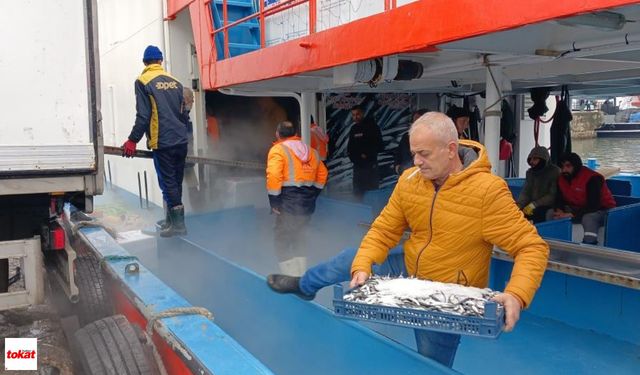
[[122, 45, 189, 237]]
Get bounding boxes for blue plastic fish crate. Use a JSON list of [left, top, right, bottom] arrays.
[[332, 285, 505, 338]]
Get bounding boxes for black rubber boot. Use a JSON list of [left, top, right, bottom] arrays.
[[160, 205, 187, 238], [156, 203, 170, 230], [266, 274, 315, 301]]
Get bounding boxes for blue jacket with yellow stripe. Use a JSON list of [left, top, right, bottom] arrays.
[[128, 64, 188, 150]]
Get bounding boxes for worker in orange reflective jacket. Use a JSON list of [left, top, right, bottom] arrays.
[[266, 121, 328, 276]]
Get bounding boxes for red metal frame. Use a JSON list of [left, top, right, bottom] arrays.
[[212, 0, 309, 37], [259, 0, 266, 47], [309, 0, 316, 34], [178, 0, 640, 90], [222, 0, 229, 58]]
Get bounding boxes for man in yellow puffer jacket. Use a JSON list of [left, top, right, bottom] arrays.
[[267, 112, 549, 367]]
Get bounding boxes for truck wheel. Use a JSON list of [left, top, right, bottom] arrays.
[[75, 255, 110, 325], [74, 315, 154, 375]]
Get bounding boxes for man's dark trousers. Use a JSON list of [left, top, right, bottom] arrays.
[[274, 212, 311, 262], [353, 164, 380, 200], [152, 143, 188, 208]]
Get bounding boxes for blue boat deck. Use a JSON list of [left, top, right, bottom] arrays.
[[95, 188, 640, 375]]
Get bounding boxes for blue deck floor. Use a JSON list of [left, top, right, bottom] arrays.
[[96, 190, 640, 374]]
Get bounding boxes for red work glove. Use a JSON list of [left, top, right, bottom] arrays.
[[122, 140, 137, 158]]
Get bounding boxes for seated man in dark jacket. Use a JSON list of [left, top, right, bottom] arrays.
[[517, 146, 560, 223], [548, 152, 616, 244]]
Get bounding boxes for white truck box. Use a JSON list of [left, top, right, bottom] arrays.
[[0, 0, 103, 303], [0, 0, 103, 202]]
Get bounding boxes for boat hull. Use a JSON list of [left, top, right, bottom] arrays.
[[595, 123, 640, 138]]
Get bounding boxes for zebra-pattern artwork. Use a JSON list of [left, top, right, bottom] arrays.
[[326, 93, 414, 192]]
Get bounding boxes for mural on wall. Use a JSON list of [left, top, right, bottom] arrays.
[[326, 93, 413, 192]]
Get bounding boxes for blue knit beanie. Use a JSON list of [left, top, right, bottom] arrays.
[[142, 45, 163, 63]]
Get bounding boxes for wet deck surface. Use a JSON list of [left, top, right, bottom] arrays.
[[96, 188, 640, 375]]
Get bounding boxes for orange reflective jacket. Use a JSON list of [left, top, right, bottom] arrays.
[[266, 137, 328, 215]]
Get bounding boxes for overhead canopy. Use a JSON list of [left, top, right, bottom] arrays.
[[181, 0, 640, 96]]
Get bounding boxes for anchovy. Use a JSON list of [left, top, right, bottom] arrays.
[[343, 276, 502, 317]]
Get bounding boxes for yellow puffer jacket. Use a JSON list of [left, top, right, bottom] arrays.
[[351, 140, 549, 307]]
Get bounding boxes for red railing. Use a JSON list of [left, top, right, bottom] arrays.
[[208, 0, 396, 60]]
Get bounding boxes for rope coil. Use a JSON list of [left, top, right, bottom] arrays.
[[146, 307, 215, 337]]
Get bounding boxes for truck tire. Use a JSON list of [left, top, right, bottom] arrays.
[[75, 255, 110, 325], [74, 315, 154, 375]]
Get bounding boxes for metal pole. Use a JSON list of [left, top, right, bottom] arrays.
[[143, 171, 149, 209], [259, 0, 265, 48], [318, 93, 327, 133], [300, 92, 313, 146], [102, 146, 265, 170], [107, 160, 112, 189], [137, 172, 143, 209], [223, 0, 229, 58], [484, 65, 503, 175], [310, 92, 318, 128], [309, 0, 316, 34]]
